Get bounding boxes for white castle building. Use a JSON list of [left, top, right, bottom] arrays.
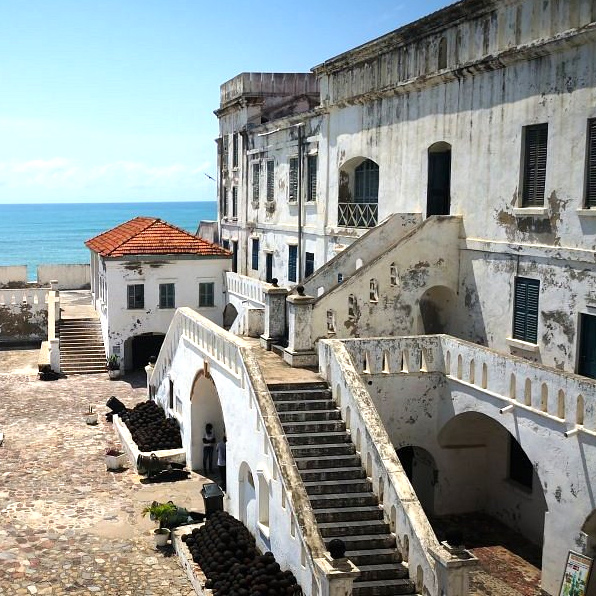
[[142, 1, 596, 595]]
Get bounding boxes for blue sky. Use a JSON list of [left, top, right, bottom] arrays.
[[0, 1, 452, 203]]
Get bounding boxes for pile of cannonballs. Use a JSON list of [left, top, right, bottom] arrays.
[[119, 401, 182, 452], [182, 511, 302, 595]]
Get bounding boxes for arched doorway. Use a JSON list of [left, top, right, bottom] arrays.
[[223, 303, 238, 331], [396, 446, 437, 515], [427, 142, 451, 217], [127, 333, 165, 370], [190, 372, 225, 473], [239, 462, 257, 531], [338, 157, 379, 228], [419, 285, 457, 334]]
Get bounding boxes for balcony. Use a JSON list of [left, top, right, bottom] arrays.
[[338, 201, 378, 228]]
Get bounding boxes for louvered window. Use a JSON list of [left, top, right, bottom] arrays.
[[305, 252, 315, 278], [586, 119, 596, 208], [127, 284, 144, 309], [252, 162, 260, 204], [199, 282, 215, 307], [222, 136, 229, 170], [159, 283, 175, 309], [513, 277, 540, 344], [307, 155, 317, 202], [232, 133, 239, 168], [252, 238, 259, 271], [288, 245, 297, 282], [266, 160, 275, 202], [232, 186, 238, 219], [522, 124, 548, 207], [289, 157, 298, 202]]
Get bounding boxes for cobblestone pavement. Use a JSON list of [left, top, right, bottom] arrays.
[[0, 351, 202, 596]]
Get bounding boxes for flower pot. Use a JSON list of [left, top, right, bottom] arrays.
[[85, 413, 98, 425], [153, 528, 170, 547], [105, 452, 127, 470], [108, 369, 121, 380]]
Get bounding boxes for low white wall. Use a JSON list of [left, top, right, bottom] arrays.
[[0, 266, 27, 285], [37, 264, 90, 289]]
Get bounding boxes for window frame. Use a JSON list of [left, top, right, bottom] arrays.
[[288, 245, 297, 283], [512, 277, 540, 344], [585, 118, 596, 208], [521, 123, 548, 207], [127, 284, 145, 310], [304, 251, 315, 279], [288, 156, 299, 203], [251, 238, 260, 271], [266, 159, 275, 203], [306, 155, 317, 202], [252, 161, 261, 205], [232, 133, 239, 169], [232, 186, 238, 219], [159, 283, 176, 309], [198, 282, 215, 308]]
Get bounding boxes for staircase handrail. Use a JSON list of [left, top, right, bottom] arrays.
[[303, 212, 421, 298], [150, 308, 330, 573], [225, 271, 267, 306]]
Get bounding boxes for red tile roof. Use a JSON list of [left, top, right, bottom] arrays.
[[85, 217, 231, 258]]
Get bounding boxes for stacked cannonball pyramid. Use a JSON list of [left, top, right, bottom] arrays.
[[182, 511, 302, 595], [119, 401, 182, 452]]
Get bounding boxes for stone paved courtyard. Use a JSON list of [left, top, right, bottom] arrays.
[[0, 348, 204, 596]]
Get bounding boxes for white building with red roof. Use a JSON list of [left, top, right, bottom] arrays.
[[86, 216, 231, 370]]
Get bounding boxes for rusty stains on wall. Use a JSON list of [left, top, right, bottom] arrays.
[[541, 310, 575, 346]]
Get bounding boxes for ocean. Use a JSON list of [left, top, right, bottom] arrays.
[[0, 201, 218, 281]]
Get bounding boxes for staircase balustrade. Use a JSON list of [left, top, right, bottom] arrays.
[[338, 202, 379, 229], [225, 271, 267, 306]]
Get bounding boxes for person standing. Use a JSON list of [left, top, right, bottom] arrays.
[[202, 423, 216, 474], [216, 435, 227, 492]]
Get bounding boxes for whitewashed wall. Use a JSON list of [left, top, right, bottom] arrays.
[[37, 264, 90, 289], [0, 266, 27, 285]]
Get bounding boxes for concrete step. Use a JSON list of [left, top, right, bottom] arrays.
[[286, 431, 351, 446], [356, 564, 410, 582], [294, 454, 362, 470], [282, 420, 346, 434], [352, 579, 416, 596], [269, 388, 332, 401], [278, 409, 341, 422], [300, 466, 366, 482], [275, 399, 336, 412], [319, 519, 390, 537], [290, 443, 356, 458], [323, 533, 396, 551], [345, 549, 401, 566], [314, 505, 383, 523], [309, 492, 378, 509], [267, 381, 328, 392], [304, 478, 372, 495]]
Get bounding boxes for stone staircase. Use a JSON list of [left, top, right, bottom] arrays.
[[269, 381, 416, 596], [57, 318, 106, 375]]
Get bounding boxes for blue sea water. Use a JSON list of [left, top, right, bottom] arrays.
[[0, 201, 218, 281]]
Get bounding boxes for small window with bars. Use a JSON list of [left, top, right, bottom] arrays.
[[586, 118, 596, 208], [288, 245, 297, 283], [307, 155, 317, 202], [199, 282, 215, 307], [252, 238, 260, 271], [159, 283, 175, 309], [512, 277, 539, 344], [266, 160, 275, 202], [127, 284, 144, 309], [522, 124, 548, 207], [232, 133, 239, 169], [252, 162, 260, 205], [288, 157, 298, 202]]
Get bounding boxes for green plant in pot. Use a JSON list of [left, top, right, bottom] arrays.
[[106, 354, 121, 379], [142, 501, 177, 547]]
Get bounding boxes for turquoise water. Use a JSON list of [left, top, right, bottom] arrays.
[[0, 201, 218, 280]]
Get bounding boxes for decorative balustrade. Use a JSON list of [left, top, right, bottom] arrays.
[[225, 272, 267, 306], [0, 288, 47, 306], [338, 201, 378, 228]]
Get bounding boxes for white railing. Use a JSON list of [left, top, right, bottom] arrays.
[[150, 308, 335, 593], [341, 335, 596, 434], [319, 338, 451, 596], [0, 287, 47, 306], [225, 272, 267, 306]]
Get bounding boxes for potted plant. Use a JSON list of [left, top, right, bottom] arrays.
[[106, 354, 121, 380], [85, 405, 98, 425], [142, 501, 177, 547], [105, 445, 127, 470]]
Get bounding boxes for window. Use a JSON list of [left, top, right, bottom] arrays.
[[438, 37, 447, 70], [159, 283, 175, 309], [266, 160, 275, 202], [305, 251, 315, 278], [199, 282, 215, 307], [232, 133, 239, 168], [289, 157, 298, 202], [513, 277, 539, 344], [307, 155, 317, 202], [522, 124, 548, 207], [355, 159, 379, 203], [252, 238, 260, 271], [288, 245, 297, 282], [127, 284, 144, 309], [326, 310, 336, 334], [252, 162, 260, 204], [586, 118, 596, 208], [370, 279, 378, 302], [232, 186, 238, 219], [222, 135, 229, 170], [222, 239, 230, 251], [348, 294, 357, 319], [390, 263, 398, 286], [224, 187, 229, 217], [509, 435, 533, 491]]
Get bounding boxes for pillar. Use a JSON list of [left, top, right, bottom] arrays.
[[260, 286, 289, 350]]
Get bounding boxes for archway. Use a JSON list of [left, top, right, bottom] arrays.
[[437, 412, 547, 551], [396, 446, 437, 515], [427, 142, 451, 217], [239, 461, 257, 532], [223, 303, 239, 331], [338, 157, 379, 228], [419, 285, 457, 334], [126, 332, 165, 370], [581, 510, 596, 558], [190, 371, 225, 473]]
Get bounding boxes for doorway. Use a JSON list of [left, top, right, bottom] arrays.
[[427, 143, 452, 217], [579, 313, 596, 379], [265, 253, 273, 283]]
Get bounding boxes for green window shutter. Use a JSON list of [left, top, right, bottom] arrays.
[[513, 277, 540, 343], [522, 124, 548, 207], [587, 119, 596, 208]]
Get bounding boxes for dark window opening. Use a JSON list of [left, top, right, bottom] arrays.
[[289, 157, 298, 202], [252, 238, 259, 271], [199, 282, 215, 307], [513, 277, 539, 344], [509, 435, 533, 491], [586, 119, 596, 208], [127, 284, 144, 310], [522, 124, 548, 207], [305, 252, 315, 278], [159, 283, 175, 309], [307, 155, 317, 202], [288, 245, 297, 283]]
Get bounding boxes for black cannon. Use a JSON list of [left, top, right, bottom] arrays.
[[137, 453, 187, 479]]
